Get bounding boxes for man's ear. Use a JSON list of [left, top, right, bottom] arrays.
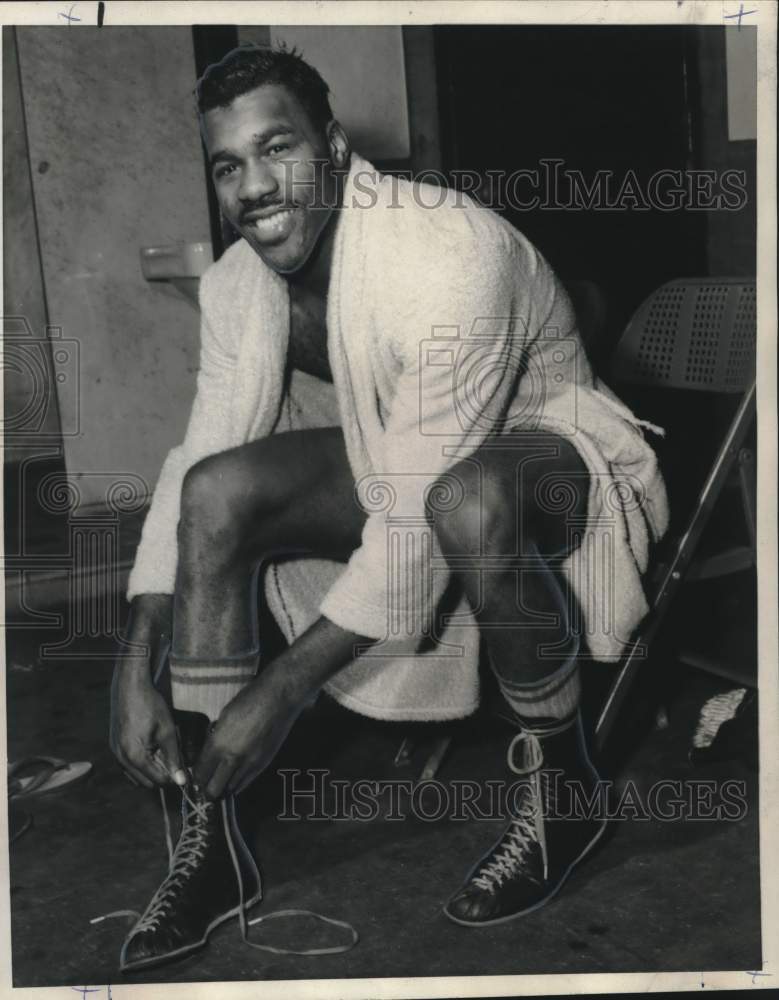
[[326, 121, 350, 168]]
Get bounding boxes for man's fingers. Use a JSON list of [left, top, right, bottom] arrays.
[[117, 750, 154, 790], [155, 731, 189, 787], [204, 756, 238, 801], [127, 742, 174, 788], [230, 768, 249, 796], [191, 740, 217, 792], [126, 765, 153, 790]]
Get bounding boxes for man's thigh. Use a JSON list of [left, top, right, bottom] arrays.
[[217, 427, 365, 561], [466, 429, 589, 560]]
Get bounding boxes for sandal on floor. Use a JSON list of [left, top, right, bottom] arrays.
[[8, 756, 92, 800]]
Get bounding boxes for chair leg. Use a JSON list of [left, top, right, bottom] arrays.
[[418, 736, 452, 783], [595, 383, 756, 751], [393, 737, 414, 768], [738, 447, 756, 555], [394, 734, 454, 782]]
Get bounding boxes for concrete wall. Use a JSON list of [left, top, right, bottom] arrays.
[[3, 28, 63, 452], [12, 25, 417, 509], [16, 27, 211, 506]]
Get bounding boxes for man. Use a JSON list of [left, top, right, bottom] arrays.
[[110, 44, 667, 971]]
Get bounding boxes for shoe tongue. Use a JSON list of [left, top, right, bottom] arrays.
[[175, 711, 212, 767]]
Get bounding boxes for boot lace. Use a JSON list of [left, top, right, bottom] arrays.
[[93, 754, 359, 955], [472, 729, 549, 893], [130, 785, 214, 934]]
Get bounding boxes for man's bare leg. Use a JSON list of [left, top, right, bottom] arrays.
[[120, 428, 366, 973], [164, 427, 365, 723], [173, 426, 365, 659], [429, 431, 585, 682]]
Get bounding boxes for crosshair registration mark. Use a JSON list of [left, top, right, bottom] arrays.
[[723, 3, 757, 27], [58, 3, 80, 22]]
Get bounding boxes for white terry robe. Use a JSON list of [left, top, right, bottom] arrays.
[[127, 154, 669, 721]]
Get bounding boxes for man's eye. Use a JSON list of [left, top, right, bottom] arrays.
[[214, 163, 236, 180], [268, 143, 290, 157]]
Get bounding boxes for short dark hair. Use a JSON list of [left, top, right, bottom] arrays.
[[195, 43, 334, 135]]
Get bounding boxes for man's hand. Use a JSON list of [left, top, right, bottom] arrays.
[[109, 593, 186, 789], [192, 671, 301, 798], [110, 668, 187, 788], [192, 615, 375, 799]]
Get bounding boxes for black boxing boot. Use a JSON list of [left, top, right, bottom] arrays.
[[120, 709, 262, 973], [444, 714, 608, 926]]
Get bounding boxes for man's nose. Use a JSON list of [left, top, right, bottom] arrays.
[[238, 159, 279, 204]]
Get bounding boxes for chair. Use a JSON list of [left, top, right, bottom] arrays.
[[595, 277, 757, 750], [397, 278, 758, 770]]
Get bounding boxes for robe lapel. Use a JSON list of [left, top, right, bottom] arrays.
[[327, 155, 387, 480], [229, 249, 291, 443]]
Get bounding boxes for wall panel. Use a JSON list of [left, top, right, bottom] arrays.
[[16, 27, 211, 505]]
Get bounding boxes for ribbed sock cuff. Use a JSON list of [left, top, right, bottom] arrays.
[[169, 648, 260, 722], [497, 653, 581, 728]]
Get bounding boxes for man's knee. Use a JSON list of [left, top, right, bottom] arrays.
[[426, 460, 515, 559], [427, 452, 583, 561], [178, 450, 258, 555]]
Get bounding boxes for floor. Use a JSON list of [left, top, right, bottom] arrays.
[[5, 572, 762, 989]]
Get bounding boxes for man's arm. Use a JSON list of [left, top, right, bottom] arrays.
[[122, 593, 174, 671], [193, 615, 374, 799], [125, 269, 240, 603], [110, 593, 189, 788], [112, 265, 239, 786]]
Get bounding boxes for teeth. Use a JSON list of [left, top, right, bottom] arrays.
[[252, 209, 294, 232]]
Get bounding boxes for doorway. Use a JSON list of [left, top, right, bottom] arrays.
[[434, 25, 708, 356]]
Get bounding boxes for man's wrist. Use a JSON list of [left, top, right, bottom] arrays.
[[126, 593, 173, 638], [115, 660, 154, 685], [259, 655, 313, 710], [259, 615, 375, 708], [116, 593, 174, 677]]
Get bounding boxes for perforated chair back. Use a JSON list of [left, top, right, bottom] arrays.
[[612, 278, 756, 392], [596, 278, 758, 746]]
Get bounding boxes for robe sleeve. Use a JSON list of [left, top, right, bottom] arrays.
[[125, 269, 239, 600]]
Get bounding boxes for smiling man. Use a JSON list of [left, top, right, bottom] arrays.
[[110, 44, 667, 971], [210, 86, 341, 271]]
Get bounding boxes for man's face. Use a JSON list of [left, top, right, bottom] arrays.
[[203, 84, 344, 274]]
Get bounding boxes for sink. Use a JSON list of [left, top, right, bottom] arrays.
[[140, 241, 213, 307]]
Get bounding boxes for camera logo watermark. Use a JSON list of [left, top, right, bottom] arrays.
[[3, 315, 150, 657], [2, 316, 81, 438]]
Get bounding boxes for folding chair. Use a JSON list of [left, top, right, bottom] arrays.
[[595, 278, 757, 750]]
